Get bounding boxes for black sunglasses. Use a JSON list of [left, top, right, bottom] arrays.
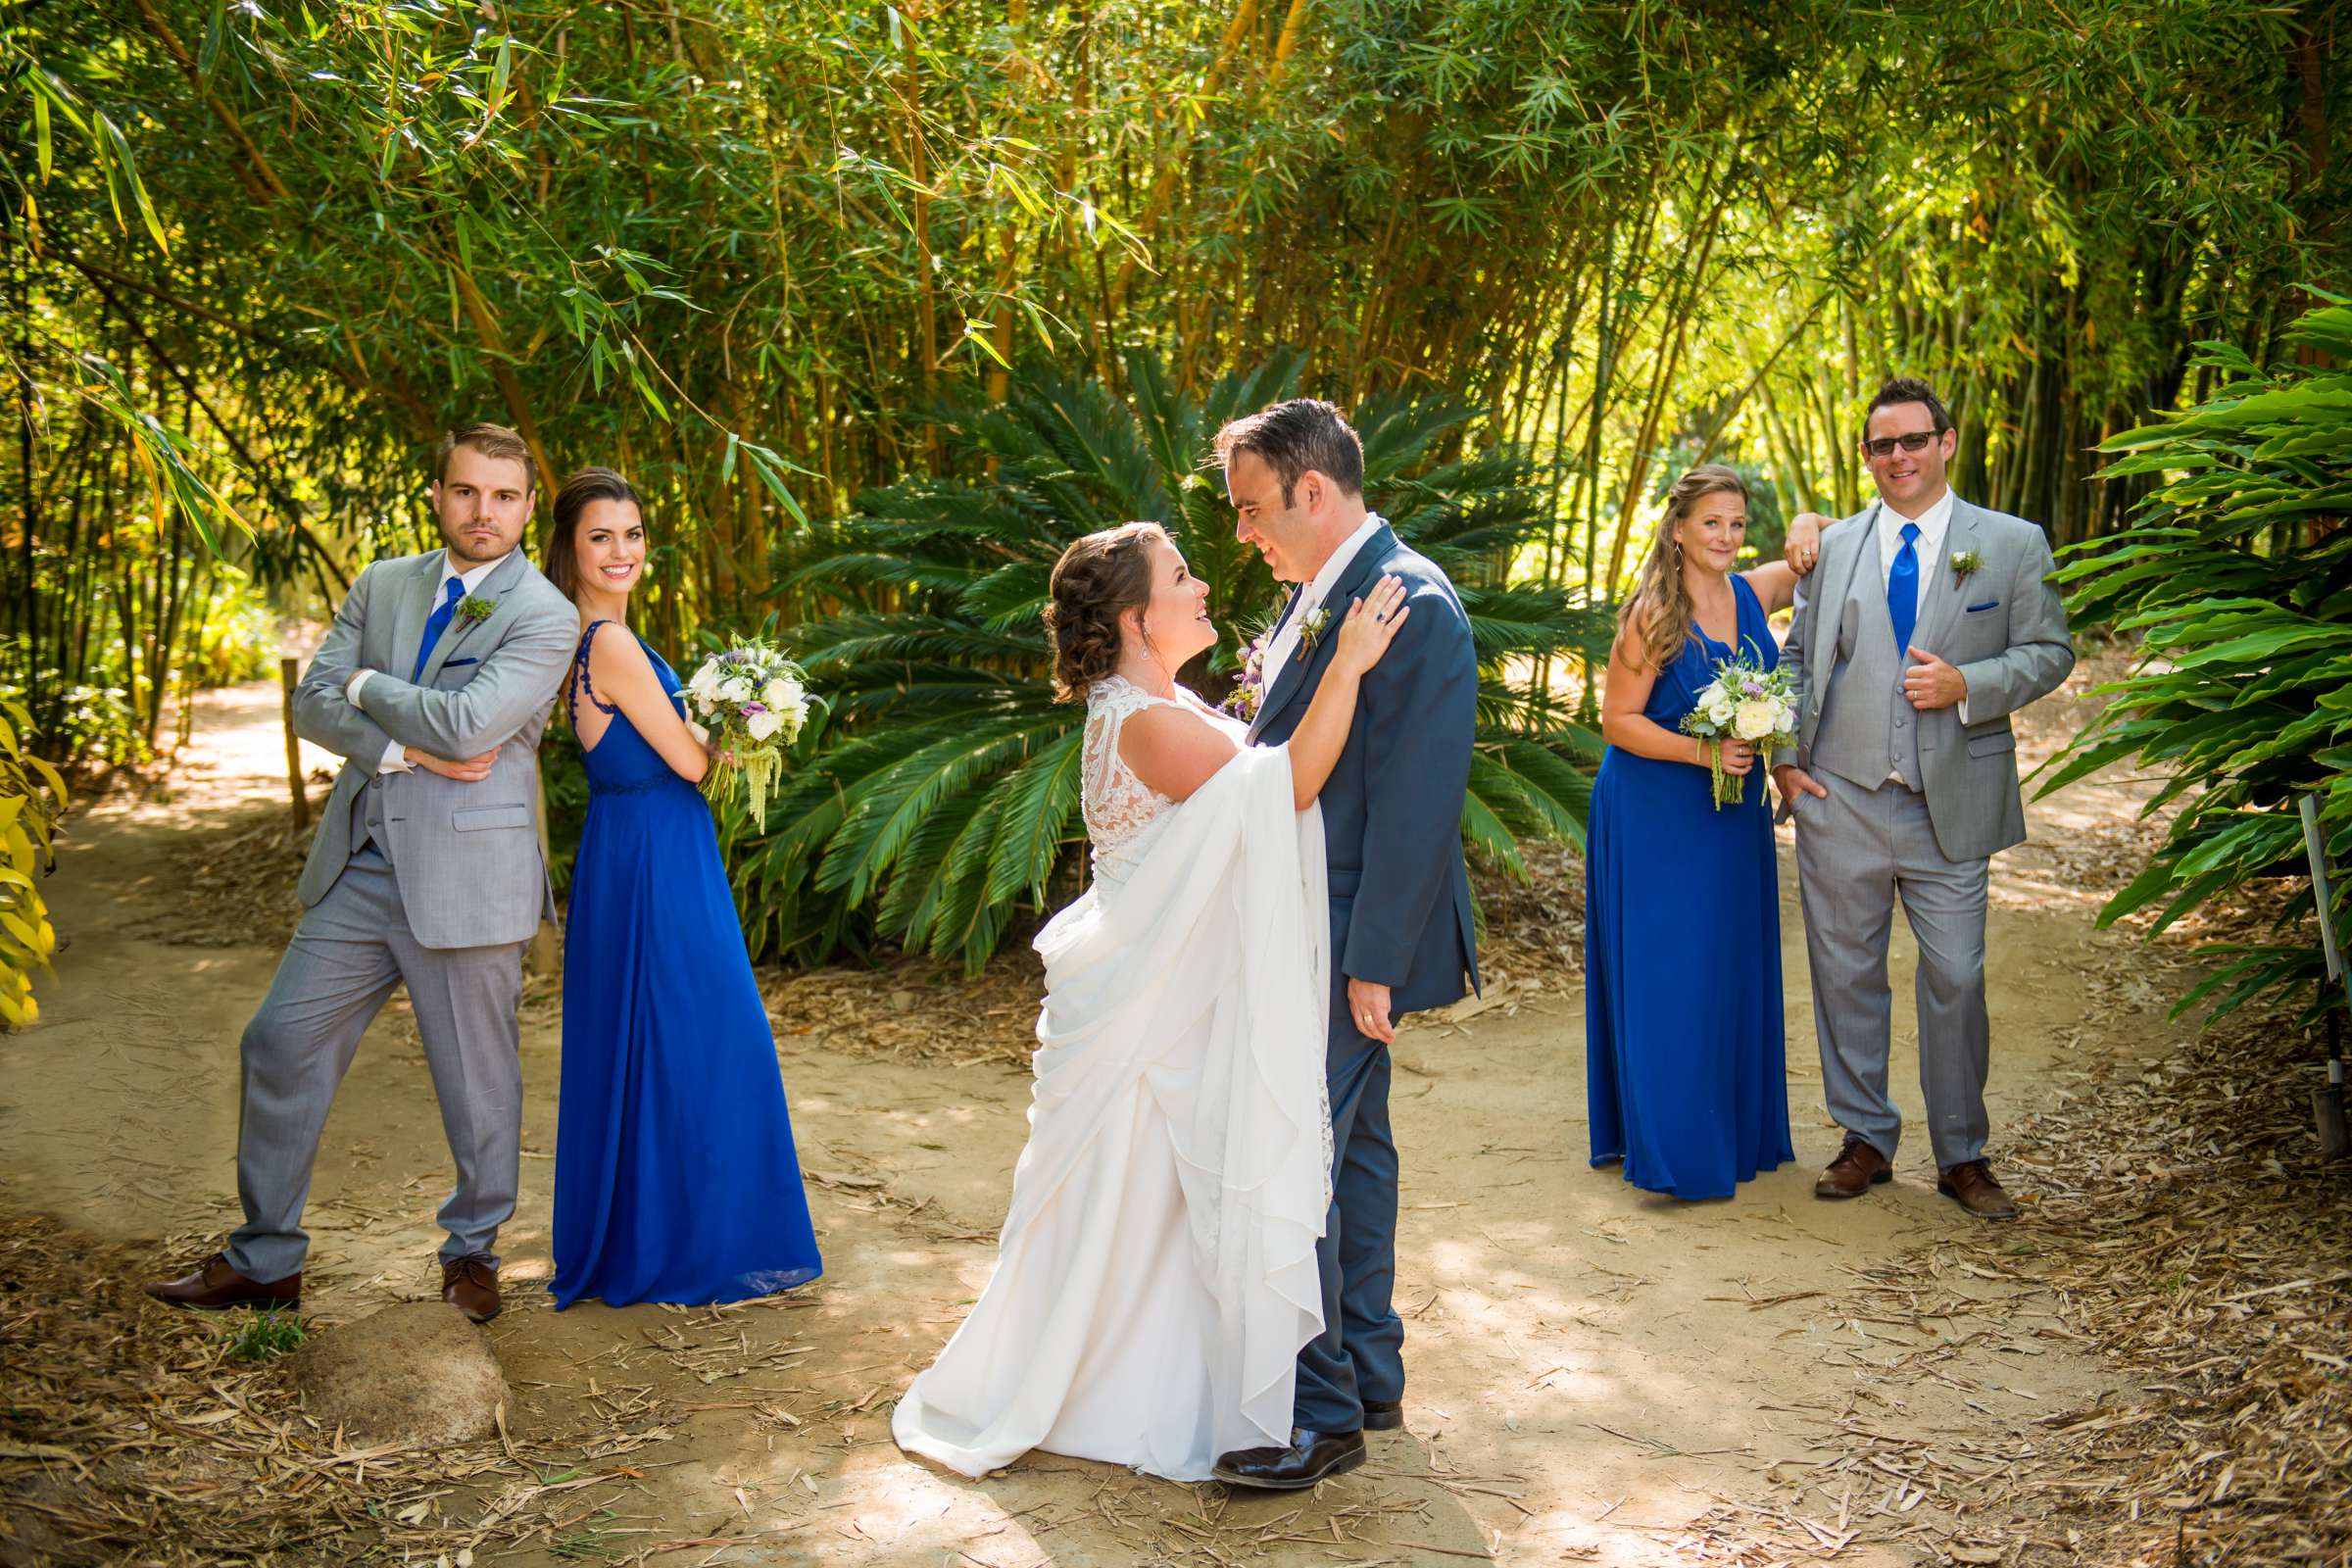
[[1861, 431, 1943, 459]]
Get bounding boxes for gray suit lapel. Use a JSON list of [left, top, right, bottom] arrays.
[[393, 552, 448, 683], [421, 549, 528, 683], [1912, 498, 1982, 657], [1810, 504, 1879, 693]]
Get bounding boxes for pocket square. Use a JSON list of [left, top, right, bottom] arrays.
[[1964, 600, 2000, 612], [441, 657, 479, 667]]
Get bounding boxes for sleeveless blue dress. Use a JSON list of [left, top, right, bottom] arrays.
[[550, 621, 823, 1307], [1584, 575, 1794, 1200]]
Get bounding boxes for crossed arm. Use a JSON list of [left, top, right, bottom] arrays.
[[297, 564, 577, 770], [347, 604, 579, 760], [293, 563, 404, 765]]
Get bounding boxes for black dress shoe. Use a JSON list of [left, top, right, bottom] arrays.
[[1211, 1427, 1366, 1490], [1361, 1398, 1402, 1432]]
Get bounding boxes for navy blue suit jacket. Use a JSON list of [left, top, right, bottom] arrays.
[[1249, 522, 1480, 1018]]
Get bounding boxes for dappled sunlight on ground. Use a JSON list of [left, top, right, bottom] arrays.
[[0, 669, 2185, 1563]]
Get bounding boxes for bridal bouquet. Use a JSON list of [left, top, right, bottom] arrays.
[[1680, 647, 1798, 809], [678, 639, 818, 831]]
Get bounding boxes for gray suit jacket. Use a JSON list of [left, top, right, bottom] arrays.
[[1784, 495, 2075, 862], [293, 548, 578, 949]]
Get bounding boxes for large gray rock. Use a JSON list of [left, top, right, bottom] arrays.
[[289, 1300, 507, 1449]]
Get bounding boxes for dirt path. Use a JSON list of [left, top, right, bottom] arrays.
[[1, 667, 2175, 1566]]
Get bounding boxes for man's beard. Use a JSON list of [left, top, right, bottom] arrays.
[[441, 525, 514, 565]]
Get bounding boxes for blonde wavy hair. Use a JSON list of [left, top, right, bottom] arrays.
[[1617, 465, 1749, 673]]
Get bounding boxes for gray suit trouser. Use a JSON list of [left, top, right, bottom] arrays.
[[1793, 769, 1990, 1170], [226, 842, 525, 1281]]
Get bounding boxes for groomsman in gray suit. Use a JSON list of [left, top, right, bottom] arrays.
[[147, 422, 577, 1319], [1773, 379, 2074, 1219]]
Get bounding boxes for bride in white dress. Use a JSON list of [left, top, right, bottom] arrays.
[[892, 521, 1409, 1483]]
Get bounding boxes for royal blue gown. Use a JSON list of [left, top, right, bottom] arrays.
[[1584, 574, 1794, 1200], [550, 621, 823, 1307]]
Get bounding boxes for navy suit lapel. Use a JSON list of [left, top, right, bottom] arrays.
[[1248, 524, 1396, 742]]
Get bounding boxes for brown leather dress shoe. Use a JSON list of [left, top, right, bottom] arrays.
[[442, 1255, 502, 1322], [1814, 1136, 1892, 1199], [1937, 1159, 2019, 1219], [144, 1253, 302, 1311]]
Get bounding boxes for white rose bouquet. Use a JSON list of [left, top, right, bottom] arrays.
[[1679, 647, 1799, 810], [677, 639, 820, 831]]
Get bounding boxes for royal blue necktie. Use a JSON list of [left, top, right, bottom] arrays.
[[412, 576, 467, 681], [1886, 521, 1921, 656]]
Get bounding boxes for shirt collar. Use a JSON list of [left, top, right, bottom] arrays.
[[1880, 487, 1954, 548], [1298, 514, 1385, 610], [438, 548, 513, 597]]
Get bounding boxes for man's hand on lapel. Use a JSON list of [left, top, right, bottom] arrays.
[[1903, 646, 1968, 710]]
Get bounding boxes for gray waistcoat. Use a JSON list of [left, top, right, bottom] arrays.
[[1810, 557, 1923, 793]]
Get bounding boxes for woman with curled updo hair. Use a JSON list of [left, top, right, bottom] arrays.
[[893, 523, 1413, 1484], [1044, 521, 1166, 702]]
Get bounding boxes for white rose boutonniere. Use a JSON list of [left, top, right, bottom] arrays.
[[1295, 607, 1332, 659], [1948, 549, 1983, 585]]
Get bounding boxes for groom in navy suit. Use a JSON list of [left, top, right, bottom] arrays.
[[1211, 399, 1480, 1489]]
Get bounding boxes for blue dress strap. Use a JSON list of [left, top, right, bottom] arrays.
[[571, 619, 620, 722], [1730, 573, 1770, 662]]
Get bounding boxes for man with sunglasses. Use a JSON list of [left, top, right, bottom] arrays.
[[1772, 378, 2074, 1219]]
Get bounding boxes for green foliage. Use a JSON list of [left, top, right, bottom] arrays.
[[0, 697, 65, 1030], [2040, 298, 2352, 1025], [736, 354, 1607, 972], [220, 1310, 308, 1361]]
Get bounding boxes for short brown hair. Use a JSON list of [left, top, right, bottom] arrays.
[[1042, 522, 1167, 702], [1862, 377, 1953, 440], [1212, 399, 1364, 506], [546, 466, 643, 604], [434, 421, 537, 492]]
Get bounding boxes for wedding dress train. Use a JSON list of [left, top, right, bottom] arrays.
[[892, 675, 1331, 1481]]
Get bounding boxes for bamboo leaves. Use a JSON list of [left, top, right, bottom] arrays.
[[740, 354, 1605, 970], [0, 700, 64, 1029], [2041, 311, 2352, 1024]]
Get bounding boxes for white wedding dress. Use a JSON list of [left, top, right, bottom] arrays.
[[892, 674, 1332, 1482]]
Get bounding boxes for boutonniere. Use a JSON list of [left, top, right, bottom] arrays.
[[1295, 607, 1332, 658], [1947, 550, 1983, 585], [455, 593, 497, 626]]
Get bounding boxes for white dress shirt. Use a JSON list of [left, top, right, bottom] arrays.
[[352, 549, 514, 773], [1262, 514, 1384, 683], [1873, 485, 1967, 758]]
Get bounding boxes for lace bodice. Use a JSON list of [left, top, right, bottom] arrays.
[[1080, 674, 1245, 889]]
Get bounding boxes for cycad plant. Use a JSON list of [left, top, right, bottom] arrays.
[[2038, 297, 2352, 1024], [733, 352, 1608, 972]]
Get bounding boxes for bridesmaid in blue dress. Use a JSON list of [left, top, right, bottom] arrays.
[[544, 467, 822, 1307], [1584, 466, 1825, 1200]]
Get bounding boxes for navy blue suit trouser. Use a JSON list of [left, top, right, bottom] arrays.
[[1293, 1007, 1403, 1433]]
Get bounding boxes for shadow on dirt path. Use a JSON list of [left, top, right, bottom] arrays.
[[0, 661, 2173, 1565]]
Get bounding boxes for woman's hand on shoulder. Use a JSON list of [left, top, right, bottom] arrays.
[[1329, 575, 1411, 681], [1119, 702, 1240, 804], [1784, 512, 1834, 574]]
